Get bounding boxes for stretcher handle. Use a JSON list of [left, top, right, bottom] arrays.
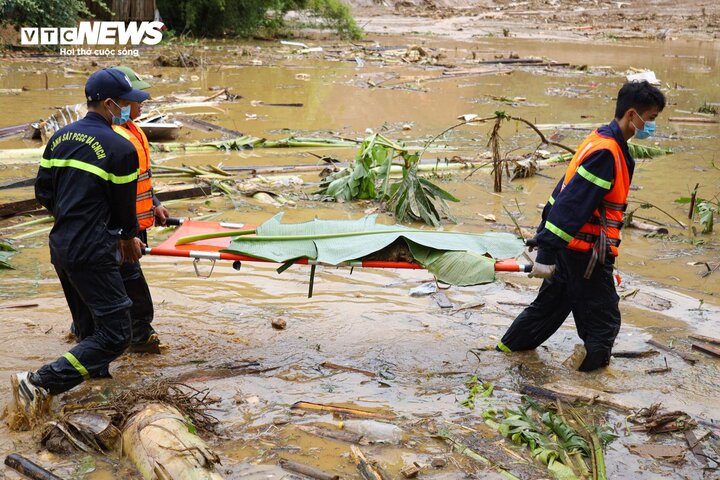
[[164, 217, 185, 227]]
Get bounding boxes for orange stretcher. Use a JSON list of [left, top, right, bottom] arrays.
[[144, 219, 532, 296]]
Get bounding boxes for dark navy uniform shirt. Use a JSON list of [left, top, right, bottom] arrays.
[[35, 112, 139, 269], [535, 120, 634, 265]]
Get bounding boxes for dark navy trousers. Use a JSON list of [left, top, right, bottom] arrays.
[[499, 249, 621, 372]]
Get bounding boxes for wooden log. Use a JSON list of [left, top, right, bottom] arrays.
[[279, 459, 339, 480], [4, 454, 62, 480], [646, 339, 697, 365], [0, 123, 29, 139], [175, 116, 244, 138], [320, 361, 376, 378], [688, 334, 720, 346], [612, 350, 658, 358], [521, 382, 635, 412], [350, 445, 387, 480], [628, 220, 669, 234], [0, 198, 41, 219], [0, 186, 210, 220], [668, 117, 719, 124], [0, 178, 35, 190], [155, 185, 211, 202], [691, 342, 720, 358], [478, 58, 543, 65]]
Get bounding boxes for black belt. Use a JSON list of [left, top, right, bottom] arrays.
[[587, 216, 624, 229], [574, 232, 621, 246]]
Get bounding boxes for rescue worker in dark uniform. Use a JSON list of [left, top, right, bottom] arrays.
[[497, 81, 666, 372], [11, 68, 150, 423], [112, 66, 169, 352], [69, 66, 168, 353]]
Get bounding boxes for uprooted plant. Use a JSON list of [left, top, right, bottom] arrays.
[[467, 111, 671, 193], [674, 183, 719, 234], [319, 133, 459, 226], [484, 396, 617, 480]]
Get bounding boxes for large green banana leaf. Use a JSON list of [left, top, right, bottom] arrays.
[[223, 213, 524, 285]]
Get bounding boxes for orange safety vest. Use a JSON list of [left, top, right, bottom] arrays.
[[113, 122, 154, 231], [558, 130, 630, 277]]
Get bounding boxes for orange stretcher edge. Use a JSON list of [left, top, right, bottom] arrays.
[[144, 219, 531, 273]]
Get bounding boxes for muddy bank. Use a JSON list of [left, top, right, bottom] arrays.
[[350, 0, 720, 43]]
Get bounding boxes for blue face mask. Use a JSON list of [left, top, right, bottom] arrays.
[[632, 113, 656, 140], [109, 99, 131, 125]]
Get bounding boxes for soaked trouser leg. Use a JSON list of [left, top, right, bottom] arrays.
[[498, 254, 573, 352], [57, 269, 95, 341], [35, 267, 132, 395], [120, 260, 155, 344], [566, 253, 621, 372]]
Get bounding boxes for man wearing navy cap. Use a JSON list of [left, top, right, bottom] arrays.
[[10, 68, 151, 428]]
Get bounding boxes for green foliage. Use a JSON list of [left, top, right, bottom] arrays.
[[627, 142, 671, 159], [216, 213, 524, 286], [157, 0, 361, 39], [486, 397, 617, 480], [696, 201, 715, 233], [0, 239, 16, 270], [674, 193, 718, 233], [541, 411, 590, 457], [0, 0, 106, 29], [460, 375, 494, 410], [698, 101, 718, 115], [388, 162, 460, 227], [320, 134, 459, 227]]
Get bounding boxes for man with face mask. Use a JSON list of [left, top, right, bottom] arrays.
[[496, 81, 666, 372], [10, 68, 149, 426], [66, 66, 167, 354]]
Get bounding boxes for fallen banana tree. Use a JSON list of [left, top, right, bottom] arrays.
[[0, 136, 357, 164], [41, 382, 223, 480], [483, 396, 618, 480], [318, 133, 461, 226], [122, 403, 223, 480]]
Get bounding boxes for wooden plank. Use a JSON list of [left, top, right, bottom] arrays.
[[0, 198, 41, 219], [691, 342, 720, 358], [1, 186, 209, 220], [688, 334, 720, 346], [684, 430, 708, 466], [0, 178, 34, 190], [155, 185, 210, 202], [646, 339, 697, 365]]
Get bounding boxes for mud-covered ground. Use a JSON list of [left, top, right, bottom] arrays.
[[351, 0, 720, 42], [0, 3, 719, 479]]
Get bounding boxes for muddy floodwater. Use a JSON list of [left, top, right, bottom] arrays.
[[0, 26, 719, 480]]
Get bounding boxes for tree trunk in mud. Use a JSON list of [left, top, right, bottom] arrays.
[[122, 403, 223, 480]]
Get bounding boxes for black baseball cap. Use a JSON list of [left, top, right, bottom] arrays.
[[85, 68, 150, 103]]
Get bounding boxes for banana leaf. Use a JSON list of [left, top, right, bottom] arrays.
[[222, 213, 524, 285], [0, 252, 14, 270], [0, 240, 16, 269], [408, 244, 496, 286], [627, 142, 671, 159]]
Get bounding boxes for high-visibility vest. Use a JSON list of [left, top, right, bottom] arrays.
[[113, 122, 154, 231], [557, 130, 630, 276]]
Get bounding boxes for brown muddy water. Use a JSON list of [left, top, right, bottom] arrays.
[[0, 34, 719, 479]]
